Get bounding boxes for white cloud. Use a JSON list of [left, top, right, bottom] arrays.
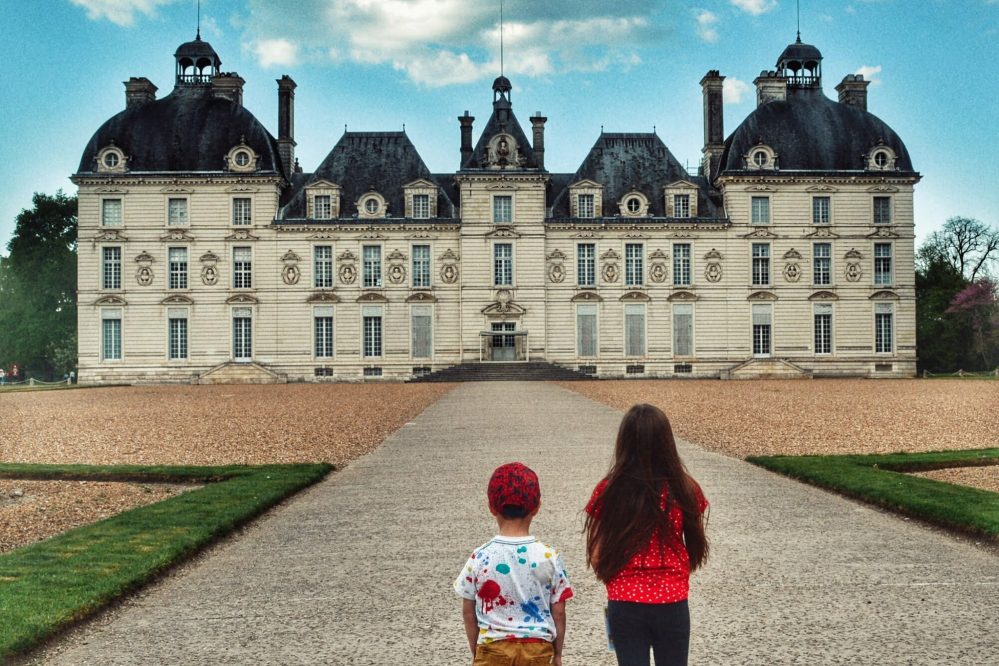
[[730, 0, 778, 16], [240, 0, 662, 86], [695, 10, 719, 43], [723, 77, 751, 104], [69, 0, 176, 26], [855, 64, 882, 85], [250, 39, 300, 68]]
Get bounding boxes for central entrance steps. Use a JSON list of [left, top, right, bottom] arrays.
[[408, 361, 592, 383]]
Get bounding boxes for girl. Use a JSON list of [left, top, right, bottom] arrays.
[[585, 404, 709, 666]]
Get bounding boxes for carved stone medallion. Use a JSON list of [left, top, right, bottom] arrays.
[[388, 263, 406, 285], [549, 263, 565, 283], [783, 262, 801, 282], [650, 263, 667, 284], [339, 263, 357, 285]]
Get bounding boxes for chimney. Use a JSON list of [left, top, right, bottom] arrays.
[[531, 113, 547, 170], [211, 72, 245, 106], [124, 77, 157, 108], [699, 70, 725, 181], [459, 111, 475, 168], [836, 74, 870, 111], [277, 75, 297, 177], [754, 70, 787, 107]]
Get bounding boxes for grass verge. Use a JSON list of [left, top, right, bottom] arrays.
[[0, 462, 332, 660], [747, 448, 999, 539]]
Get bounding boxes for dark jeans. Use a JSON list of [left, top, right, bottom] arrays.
[[607, 599, 690, 666]]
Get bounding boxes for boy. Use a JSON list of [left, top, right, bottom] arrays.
[[454, 462, 573, 666]]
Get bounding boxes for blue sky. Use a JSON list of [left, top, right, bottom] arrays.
[[2, 0, 998, 254]]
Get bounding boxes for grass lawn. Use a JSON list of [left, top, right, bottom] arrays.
[[0, 462, 332, 660], [748, 448, 999, 539]]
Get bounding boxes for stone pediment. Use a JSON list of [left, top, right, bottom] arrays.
[[867, 184, 899, 193], [226, 294, 259, 305], [281, 250, 301, 263], [162, 228, 196, 242], [569, 179, 602, 189], [482, 300, 527, 316], [804, 226, 839, 239], [808, 290, 839, 301], [704, 248, 723, 260], [486, 225, 521, 239], [546, 249, 567, 262], [783, 248, 803, 260], [356, 292, 389, 303], [308, 178, 340, 190], [866, 227, 900, 239], [403, 178, 437, 189], [619, 291, 650, 302], [570, 291, 603, 303], [225, 229, 258, 241], [869, 289, 900, 300], [387, 249, 407, 262], [747, 290, 778, 301], [134, 251, 154, 263], [93, 295, 127, 306], [200, 251, 220, 263], [665, 179, 698, 190], [93, 229, 128, 242], [667, 290, 699, 302], [161, 294, 194, 305], [806, 184, 839, 193], [406, 292, 438, 303], [649, 249, 669, 261], [742, 228, 778, 239], [307, 291, 340, 303]]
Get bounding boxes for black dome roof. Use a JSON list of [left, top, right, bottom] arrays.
[[720, 88, 914, 173], [77, 87, 284, 175], [492, 75, 512, 93], [174, 35, 220, 63], [778, 40, 822, 66]]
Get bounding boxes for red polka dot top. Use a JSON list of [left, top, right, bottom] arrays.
[[586, 478, 708, 604]]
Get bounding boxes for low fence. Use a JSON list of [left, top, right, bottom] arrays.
[[0, 378, 73, 388], [922, 369, 999, 378]]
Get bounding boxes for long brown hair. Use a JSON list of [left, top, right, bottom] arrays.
[[585, 403, 709, 583]]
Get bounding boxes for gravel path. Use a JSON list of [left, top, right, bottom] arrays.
[[24, 382, 998, 665]]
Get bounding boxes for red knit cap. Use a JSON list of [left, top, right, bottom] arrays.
[[488, 462, 541, 517]]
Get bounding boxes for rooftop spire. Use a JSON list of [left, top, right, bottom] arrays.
[[196, 0, 201, 40], [500, 0, 505, 78], [796, 0, 801, 42]]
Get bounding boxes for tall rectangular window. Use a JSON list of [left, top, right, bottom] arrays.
[[752, 304, 772, 357], [363, 245, 382, 288], [101, 198, 122, 226], [875, 303, 893, 353], [412, 194, 430, 219], [411, 305, 433, 359], [232, 198, 252, 226], [625, 243, 644, 286], [751, 196, 770, 225], [751, 243, 770, 286], [577, 243, 596, 287], [673, 244, 691, 286], [102, 246, 121, 290], [874, 243, 893, 285], [168, 247, 188, 289], [493, 195, 512, 223], [673, 194, 691, 219], [233, 246, 252, 289], [812, 196, 831, 225], [314, 306, 334, 358], [168, 198, 188, 226], [576, 304, 597, 357], [577, 194, 595, 219], [873, 196, 892, 225], [624, 304, 646, 357], [232, 307, 252, 361], [412, 245, 431, 288], [814, 303, 832, 355], [314, 195, 332, 220], [101, 308, 122, 361], [168, 308, 188, 360], [673, 303, 694, 357], [494, 243, 513, 286], [363, 306, 383, 358], [314, 245, 334, 288], [813, 243, 831, 286]]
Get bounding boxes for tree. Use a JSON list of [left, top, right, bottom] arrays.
[[945, 278, 999, 370], [0, 191, 77, 379], [920, 216, 999, 282], [915, 250, 971, 372]]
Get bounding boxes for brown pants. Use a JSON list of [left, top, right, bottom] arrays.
[[473, 640, 555, 665]]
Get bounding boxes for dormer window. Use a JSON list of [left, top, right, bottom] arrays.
[[315, 195, 332, 220], [746, 144, 777, 170], [358, 192, 387, 219], [97, 145, 127, 173], [664, 181, 699, 218], [578, 194, 595, 219], [306, 180, 342, 220], [403, 180, 438, 219], [568, 180, 603, 219], [867, 146, 897, 171], [619, 191, 650, 217], [226, 144, 258, 173]]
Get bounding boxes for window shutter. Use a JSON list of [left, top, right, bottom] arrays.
[[673, 304, 693, 356], [411, 305, 432, 359], [752, 304, 772, 326], [577, 304, 597, 356], [625, 304, 645, 356]]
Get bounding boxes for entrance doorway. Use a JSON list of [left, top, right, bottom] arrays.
[[491, 322, 516, 361]]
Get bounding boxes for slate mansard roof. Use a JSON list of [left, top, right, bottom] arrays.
[[77, 86, 285, 176], [721, 84, 914, 175], [550, 133, 723, 219], [277, 132, 457, 221]]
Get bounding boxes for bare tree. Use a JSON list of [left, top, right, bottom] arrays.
[[923, 217, 999, 281]]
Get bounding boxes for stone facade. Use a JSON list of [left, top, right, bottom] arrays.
[[73, 35, 919, 383]]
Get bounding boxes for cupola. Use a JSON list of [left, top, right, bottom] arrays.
[[492, 75, 513, 128], [174, 32, 221, 87], [777, 35, 822, 89]]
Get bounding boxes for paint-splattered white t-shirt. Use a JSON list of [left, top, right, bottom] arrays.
[[454, 535, 574, 644]]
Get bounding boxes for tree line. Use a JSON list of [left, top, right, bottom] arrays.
[[0, 193, 995, 379]]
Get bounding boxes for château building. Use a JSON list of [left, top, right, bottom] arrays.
[[73, 33, 919, 383]]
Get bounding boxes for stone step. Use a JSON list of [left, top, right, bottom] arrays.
[[409, 362, 591, 383]]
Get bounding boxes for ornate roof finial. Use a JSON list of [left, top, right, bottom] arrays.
[[500, 0, 505, 78], [796, 0, 801, 43], [196, 0, 201, 40]]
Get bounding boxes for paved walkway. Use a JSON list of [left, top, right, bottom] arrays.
[[31, 382, 998, 665]]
